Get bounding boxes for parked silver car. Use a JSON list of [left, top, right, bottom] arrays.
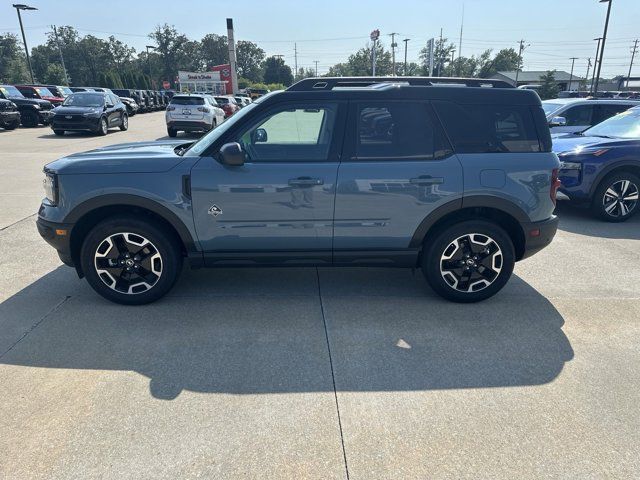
[[542, 98, 640, 134]]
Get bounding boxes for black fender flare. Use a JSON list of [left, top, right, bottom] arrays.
[[65, 194, 198, 253], [409, 195, 529, 248]]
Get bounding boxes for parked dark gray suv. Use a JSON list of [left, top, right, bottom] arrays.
[[37, 77, 560, 304]]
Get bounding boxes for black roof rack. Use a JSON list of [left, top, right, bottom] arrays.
[[287, 76, 514, 91]]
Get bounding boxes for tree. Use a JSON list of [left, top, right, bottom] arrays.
[[149, 24, 191, 88], [43, 64, 67, 84], [478, 48, 521, 78], [537, 70, 559, 100], [236, 40, 265, 82], [263, 56, 293, 86], [420, 38, 456, 76], [296, 67, 316, 80], [0, 33, 29, 83], [200, 33, 227, 69], [326, 42, 392, 76]]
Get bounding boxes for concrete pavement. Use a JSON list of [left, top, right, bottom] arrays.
[[0, 114, 638, 479]]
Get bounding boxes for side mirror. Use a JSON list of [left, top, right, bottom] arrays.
[[549, 116, 567, 127], [253, 128, 268, 143], [219, 142, 245, 166]]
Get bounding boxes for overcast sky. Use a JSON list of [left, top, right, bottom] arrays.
[[1, 0, 638, 78]]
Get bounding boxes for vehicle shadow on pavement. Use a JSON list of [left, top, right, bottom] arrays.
[[556, 202, 640, 239], [155, 133, 203, 141], [37, 131, 120, 139], [0, 266, 573, 400]]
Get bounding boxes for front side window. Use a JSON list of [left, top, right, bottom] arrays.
[[563, 104, 594, 126], [433, 101, 541, 153], [237, 104, 338, 162], [356, 102, 451, 160]]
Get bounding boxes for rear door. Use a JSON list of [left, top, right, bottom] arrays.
[[333, 100, 463, 253], [191, 101, 346, 262]]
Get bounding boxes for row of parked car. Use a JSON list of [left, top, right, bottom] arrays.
[[0, 83, 176, 131]]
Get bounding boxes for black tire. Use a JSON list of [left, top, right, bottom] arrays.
[[80, 216, 183, 305], [421, 220, 515, 303], [591, 171, 640, 222], [119, 113, 129, 131], [21, 110, 39, 127], [167, 127, 177, 138], [4, 120, 19, 130], [53, 129, 65, 136], [96, 117, 108, 136]]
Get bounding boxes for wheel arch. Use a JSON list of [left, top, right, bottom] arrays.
[[66, 195, 198, 276], [589, 160, 640, 198], [410, 197, 528, 261]]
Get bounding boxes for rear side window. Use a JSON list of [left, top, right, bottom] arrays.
[[355, 102, 451, 160], [595, 103, 634, 124], [171, 96, 205, 106], [433, 101, 541, 153]]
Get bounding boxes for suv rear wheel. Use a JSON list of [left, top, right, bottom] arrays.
[[167, 127, 177, 137], [422, 220, 515, 303], [80, 216, 183, 305], [591, 171, 640, 222]]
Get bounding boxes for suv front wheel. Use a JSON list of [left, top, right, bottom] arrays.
[[591, 171, 639, 222], [422, 220, 515, 303], [80, 216, 183, 305]]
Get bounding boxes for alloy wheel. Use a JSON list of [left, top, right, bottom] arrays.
[[602, 179, 639, 218], [94, 232, 163, 294], [440, 233, 503, 293]]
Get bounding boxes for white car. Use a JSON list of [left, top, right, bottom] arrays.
[[165, 94, 225, 137], [542, 98, 640, 134]]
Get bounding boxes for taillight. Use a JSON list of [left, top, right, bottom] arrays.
[[550, 168, 561, 206], [197, 107, 210, 113], [166, 106, 175, 111]]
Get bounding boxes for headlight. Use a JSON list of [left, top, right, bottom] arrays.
[[83, 108, 101, 117], [560, 161, 582, 170], [33, 104, 40, 110], [43, 172, 58, 205]]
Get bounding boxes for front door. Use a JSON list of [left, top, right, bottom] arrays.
[[334, 100, 463, 253], [191, 101, 345, 264]]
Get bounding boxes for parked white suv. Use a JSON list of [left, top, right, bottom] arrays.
[[542, 98, 640, 134], [165, 94, 225, 137]]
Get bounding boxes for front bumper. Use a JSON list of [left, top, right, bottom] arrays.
[[0, 111, 20, 126], [520, 215, 559, 260], [51, 115, 101, 132], [36, 217, 75, 267], [38, 110, 54, 124]]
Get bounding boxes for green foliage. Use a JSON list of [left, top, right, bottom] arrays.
[[263, 56, 293, 86], [419, 37, 456, 76], [236, 40, 265, 82], [478, 48, 521, 78], [327, 42, 392, 76], [537, 70, 559, 100], [0, 33, 29, 83]]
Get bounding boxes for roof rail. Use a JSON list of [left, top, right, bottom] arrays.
[[287, 76, 514, 91]]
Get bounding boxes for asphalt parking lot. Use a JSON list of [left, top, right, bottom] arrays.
[[1, 114, 639, 479]]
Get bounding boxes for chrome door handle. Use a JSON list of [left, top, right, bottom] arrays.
[[288, 177, 324, 186], [409, 176, 444, 186]]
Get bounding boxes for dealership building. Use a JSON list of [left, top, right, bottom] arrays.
[[177, 64, 234, 94]]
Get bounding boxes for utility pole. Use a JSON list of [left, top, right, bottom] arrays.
[[12, 4, 37, 83], [457, 3, 465, 76], [294, 43, 298, 80], [390, 32, 398, 75], [626, 39, 638, 89], [145, 45, 156, 88], [585, 57, 592, 88], [568, 57, 578, 91], [591, 37, 602, 94], [314, 60, 319, 77], [593, 0, 612, 95], [51, 25, 69, 86], [403, 38, 410, 75], [514, 39, 527, 86], [438, 28, 443, 76]]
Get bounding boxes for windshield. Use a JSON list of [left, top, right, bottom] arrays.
[[185, 101, 260, 156], [0, 85, 24, 98], [542, 102, 563, 116], [62, 93, 105, 107], [583, 108, 640, 139], [34, 87, 55, 97]]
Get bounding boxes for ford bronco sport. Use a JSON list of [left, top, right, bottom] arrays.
[[37, 77, 560, 305]]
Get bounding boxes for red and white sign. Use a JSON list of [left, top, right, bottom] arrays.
[[210, 64, 233, 94]]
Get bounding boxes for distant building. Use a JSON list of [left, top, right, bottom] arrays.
[[618, 76, 640, 90], [490, 70, 584, 90]]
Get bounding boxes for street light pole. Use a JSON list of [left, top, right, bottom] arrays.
[[403, 38, 410, 75], [591, 37, 602, 94], [146, 45, 156, 88], [12, 4, 37, 83], [593, 0, 612, 95]]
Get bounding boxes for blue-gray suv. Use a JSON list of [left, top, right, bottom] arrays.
[[37, 77, 560, 304]]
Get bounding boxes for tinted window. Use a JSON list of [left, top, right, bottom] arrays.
[[433, 102, 541, 153], [63, 93, 105, 107], [356, 102, 451, 160], [562, 104, 594, 126], [171, 96, 205, 106], [595, 104, 634, 124], [17, 87, 37, 98], [237, 104, 338, 162]]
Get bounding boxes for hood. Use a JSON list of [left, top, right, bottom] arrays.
[[53, 105, 102, 115], [7, 96, 52, 109], [45, 140, 192, 175], [552, 134, 640, 154]]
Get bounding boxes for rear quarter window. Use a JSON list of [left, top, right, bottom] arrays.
[[433, 101, 542, 153]]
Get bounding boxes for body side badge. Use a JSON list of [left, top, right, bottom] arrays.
[[208, 205, 222, 217]]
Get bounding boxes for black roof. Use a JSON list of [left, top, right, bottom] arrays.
[[276, 77, 541, 106]]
